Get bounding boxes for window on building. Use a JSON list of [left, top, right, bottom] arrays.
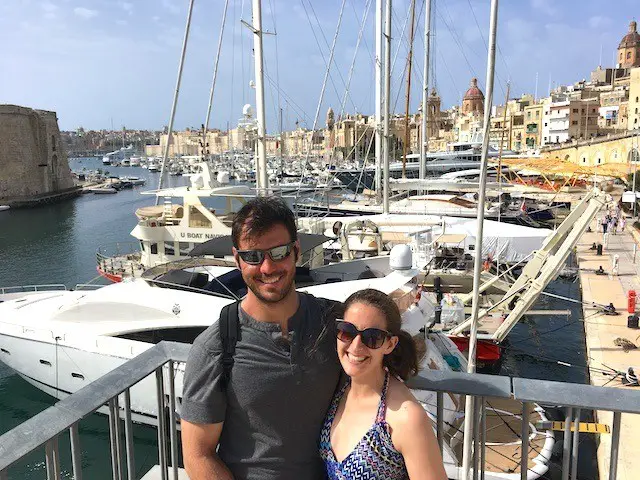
[[571, 121, 578, 125], [581, 109, 585, 113], [527, 112, 531, 119], [572, 108, 578, 113], [51, 135, 56, 152], [628, 52, 632, 60], [636, 96, 639, 102], [544, 122, 548, 127]]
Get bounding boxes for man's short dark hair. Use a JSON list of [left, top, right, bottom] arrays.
[[232, 196, 298, 247]]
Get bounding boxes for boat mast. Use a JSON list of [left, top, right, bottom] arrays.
[[375, 0, 383, 201], [156, 0, 195, 205], [251, 0, 269, 195], [401, 0, 416, 179], [419, 0, 432, 184], [495, 80, 510, 273], [460, 0, 499, 478], [382, 0, 392, 214], [203, 0, 230, 136]]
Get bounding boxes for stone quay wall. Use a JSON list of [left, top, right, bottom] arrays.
[[0, 105, 76, 205]]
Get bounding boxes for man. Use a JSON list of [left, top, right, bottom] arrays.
[[181, 196, 341, 480]]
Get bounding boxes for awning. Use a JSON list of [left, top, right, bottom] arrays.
[[435, 233, 467, 244]]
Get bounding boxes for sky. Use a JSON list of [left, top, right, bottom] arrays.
[[0, 0, 638, 133]]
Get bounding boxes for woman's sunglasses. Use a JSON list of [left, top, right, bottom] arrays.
[[236, 242, 295, 265], [336, 320, 391, 349]]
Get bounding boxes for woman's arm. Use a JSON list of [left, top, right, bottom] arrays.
[[394, 401, 448, 480]]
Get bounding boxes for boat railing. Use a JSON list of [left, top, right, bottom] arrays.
[[96, 242, 142, 277], [1, 341, 639, 480], [0, 284, 67, 295], [74, 284, 105, 291]]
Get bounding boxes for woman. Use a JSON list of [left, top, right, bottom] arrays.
[[319, 289, 447, 480]]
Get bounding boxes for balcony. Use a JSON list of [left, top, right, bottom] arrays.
[[526, 123, 538, 134]]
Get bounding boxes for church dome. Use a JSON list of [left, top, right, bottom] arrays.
[[619, 21, 640, 49], [464, 78, 484, 100]]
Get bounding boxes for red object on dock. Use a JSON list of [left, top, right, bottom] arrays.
[[628, 290, 636, 314], [448, 336, 502, 364]]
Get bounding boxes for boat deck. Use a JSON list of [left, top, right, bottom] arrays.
[[577, 214, 640, 480]]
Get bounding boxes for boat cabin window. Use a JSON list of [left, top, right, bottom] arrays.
[[150, 243, 158, 255], [189, 206, 212, 228], [165, 241, 176, 256], [115, 326, 207, 345], [179, 242, 191, 255]]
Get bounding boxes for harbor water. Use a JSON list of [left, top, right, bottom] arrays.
[[0, 158, 596, 479]]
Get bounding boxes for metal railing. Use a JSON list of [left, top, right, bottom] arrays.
[[0, 284, 67, 295], [1, 341, 639, 480]]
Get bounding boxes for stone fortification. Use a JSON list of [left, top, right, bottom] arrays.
[[0, 105, 77, 206]]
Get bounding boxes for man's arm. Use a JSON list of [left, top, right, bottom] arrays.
[[181, 419, 233, 480]]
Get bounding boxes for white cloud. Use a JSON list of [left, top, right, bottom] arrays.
[[161, 0, 180, 15], [589, 16, 613, 29], [530, 0, 558, 16], [118, 2, 133, 15], [116, 19, 128, 26], [40, 2, 57, 13], [73, 7, 98, 19]]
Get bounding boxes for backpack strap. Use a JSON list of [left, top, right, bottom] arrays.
[[219, 301, 240, 388]]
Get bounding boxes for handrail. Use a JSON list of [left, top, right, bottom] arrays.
[[0, 284, 67, 295], [2, 341, 639, 479]]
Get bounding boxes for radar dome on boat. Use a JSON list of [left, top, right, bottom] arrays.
[[389, 244, 413, 270], [217, 171, 230, 184], [243, 104, 254, 117]]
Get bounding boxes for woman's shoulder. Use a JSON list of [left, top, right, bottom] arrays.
[[385, 377, 429, 426]]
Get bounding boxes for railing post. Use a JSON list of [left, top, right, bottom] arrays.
[[114, 396, 124, 480], [608, 411, 622, 480], [156, 367, 168, 480], [70, 423, 83, 480], [124, 389, 136, 480], [168, 361, 180, 480], [562, 407, 573, 480], [571, 408, 581, 480], [472, 396, 479, 480], [45, 437, 61, 480], [0, 469, 7, 480], [520, 402, 531, 480], [108, 399, 121, 480], [436, 391, 444, 453], [480, 397, 486, 480]]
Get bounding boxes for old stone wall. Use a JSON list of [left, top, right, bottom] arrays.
[[0, 105, 75, 203]]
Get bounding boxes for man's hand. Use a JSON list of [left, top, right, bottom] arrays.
[[181, 420, 234, 480]]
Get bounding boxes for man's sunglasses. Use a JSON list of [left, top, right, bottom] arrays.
[[236, 242, 295, 266], [336, 320, 391, 349]]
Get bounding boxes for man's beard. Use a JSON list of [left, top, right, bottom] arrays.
[[245, 273, 295, 304]]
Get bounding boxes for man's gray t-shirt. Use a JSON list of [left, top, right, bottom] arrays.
[[181, 293, 341, 480]]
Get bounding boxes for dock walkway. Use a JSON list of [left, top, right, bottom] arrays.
[[577, 217, 640, 480]]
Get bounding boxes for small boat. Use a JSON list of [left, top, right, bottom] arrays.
[[88, 187, 117, 194], [0, 205, 9, 212]]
